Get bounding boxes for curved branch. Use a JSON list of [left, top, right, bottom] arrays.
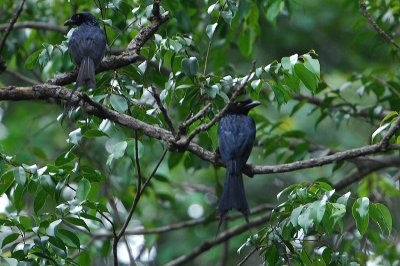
[[1, 86, 399, 177], [334, 156, 400, 190]]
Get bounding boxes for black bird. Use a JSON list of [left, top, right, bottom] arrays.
[[217, 99, 260, 223], [64, 12, 106, 110]]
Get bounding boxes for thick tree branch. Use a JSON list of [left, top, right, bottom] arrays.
[[1, 86, 399, 177]]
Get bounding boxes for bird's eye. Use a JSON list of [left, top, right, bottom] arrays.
[[236, 103, 242, 107]]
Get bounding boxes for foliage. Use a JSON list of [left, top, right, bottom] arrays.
[[0, 0, 399, 265]]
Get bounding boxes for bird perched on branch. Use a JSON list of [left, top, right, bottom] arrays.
[[217, 99, 260, 225], [64, 12, 106, 111]]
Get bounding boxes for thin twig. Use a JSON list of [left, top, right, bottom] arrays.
[[177, 102, 212, 139], [151, 86, 177, 136], [359, 0, 400, 50], [237, 247, 258, 266], [334, 156, 400, 190], [0, 0, 26, 54], [164, 213, 270, 266], [112, 130, 142, 266], [182, 63, 256, 145], [380, 116, 400, 148], [203, 1, 227, 75], [5, 69, 39, 85]]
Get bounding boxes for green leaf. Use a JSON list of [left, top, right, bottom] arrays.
[[76, 178, 91, 202], [12, 184, 24, 211], [80, 212, 104, 225], [57, 228, 80, 249], [0, 258, 18, 266], [294, 63, 318, 92], [55, 151, 76, 166], [181, 57, 199, 78], [207, 2, 218, 14], [290, 205, 304, 227], [370, 203, 392, 235], [24, 49, 42, 69], [13, 166, 26, 186], [321, 247, 333, 265], [352, 197, 369, 235], [266, 0, 284, 24], [0, 170, 14, 195], [138, 60, 147, 75], [46, 219, 62, 236], [265, 244, 279, 266], [64, 217, 90, 232], [206, 23, 218, 39], [381, 111, 398, 125], [34, 190, 48, 213], [336, 192, 351, 206], [221, 10, 233, 24], [1, 233, 20, 248], [372, 123, 390, 141], [40, 175, 55, 195], [110, 94, 128, 113], [298, 207, 313, 233], [310, 197, 327, 224], [82, 129, 108, 138], [68, 128, 82, 145], [303, 54, 320, 76]]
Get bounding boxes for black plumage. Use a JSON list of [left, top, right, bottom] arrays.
[[217, 99, 260, 222], [64, 12, 106, 110]]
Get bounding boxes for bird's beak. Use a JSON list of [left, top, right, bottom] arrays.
[[64, 19, 75, 27], [244, 100, 261, 110]]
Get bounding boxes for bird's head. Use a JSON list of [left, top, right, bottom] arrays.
[[226, 99, 261, 115], [64, 12, 99, 27]]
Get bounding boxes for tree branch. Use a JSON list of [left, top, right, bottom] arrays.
[[1, 86, 399, 177], [359, 0, 400, 50], [46, 3, 168, 87], [334, 156, 400, 190], [180, 63, 256, 146], [0, 0, 26, 54], [0, 0, 26, 73], [151, 86, 177, 136], [90, 204, 273, 238], [164, 213, 270, 266], [0, 21, 66, 34]]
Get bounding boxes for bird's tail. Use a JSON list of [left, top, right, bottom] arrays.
[[63, 57, 95, 114], [217, 160, 249, 221], [76, 56, 95, 89]]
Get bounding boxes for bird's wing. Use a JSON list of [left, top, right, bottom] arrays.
[[235, 117, 256, 163], [218, 119, 236, 162], [69, 26, 106, 66], [218, 115, 256, 163]]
